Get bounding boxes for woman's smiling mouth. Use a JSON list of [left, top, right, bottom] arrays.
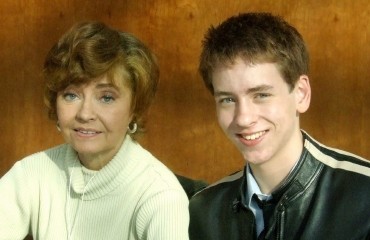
[[74, 128, 102, 136]]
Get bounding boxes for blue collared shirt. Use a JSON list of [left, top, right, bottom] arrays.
[[246, 165, 272, 236], [246, 159, 299, 236]]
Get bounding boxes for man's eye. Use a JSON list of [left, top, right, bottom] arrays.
[[220, 97, 234, 104], [256, 93, 271, 99]]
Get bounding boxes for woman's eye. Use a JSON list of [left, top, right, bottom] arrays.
[[63, 93, 78, 101], [101, 95, 115, 103]]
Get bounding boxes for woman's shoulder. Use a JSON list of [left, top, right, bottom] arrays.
[[17, 144, 70, 171], [126, 141, 183, 189], [22, 144, 68, 161]]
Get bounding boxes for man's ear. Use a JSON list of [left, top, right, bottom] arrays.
[[295, 75, 311, 113]]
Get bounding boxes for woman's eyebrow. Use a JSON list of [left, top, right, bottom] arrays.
[[95, 83, 118, 90]]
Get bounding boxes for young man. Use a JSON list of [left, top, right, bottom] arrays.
[[189, 12, 370, 240]]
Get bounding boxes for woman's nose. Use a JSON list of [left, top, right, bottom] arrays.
[[76, 99, 96, 122]]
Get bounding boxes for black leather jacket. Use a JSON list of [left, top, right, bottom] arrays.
[[189, 132, 370, 240]]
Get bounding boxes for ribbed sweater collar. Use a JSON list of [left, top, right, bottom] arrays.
[[64, 135, 142, 200]]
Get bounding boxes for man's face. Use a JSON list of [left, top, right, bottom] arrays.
[[212, 59, 310, 167]]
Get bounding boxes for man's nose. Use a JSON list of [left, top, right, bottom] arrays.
[[234, 101, 258, 127]]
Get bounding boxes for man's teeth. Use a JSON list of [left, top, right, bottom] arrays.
[[242, 131, 265, 140]]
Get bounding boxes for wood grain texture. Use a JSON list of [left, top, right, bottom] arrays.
[[0, 0, 369, 184]]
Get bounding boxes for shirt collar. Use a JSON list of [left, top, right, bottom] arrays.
[[246, 154, 301, 206], [245, 164, 272, 235], [246, 164, 272, 208]]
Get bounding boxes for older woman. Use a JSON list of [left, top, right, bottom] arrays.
[[0, 22, 189, 240]]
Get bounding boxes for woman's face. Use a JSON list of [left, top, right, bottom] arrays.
[[56, 75, 133, 169]]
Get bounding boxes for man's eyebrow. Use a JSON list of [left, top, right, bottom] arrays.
[[214, 84, 273, 97], [246, 84, 273, 94], [214, 91, 232, 97]]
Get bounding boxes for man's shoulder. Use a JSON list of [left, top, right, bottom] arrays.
[[303, 131, 370, 178], [191, 170, 244, 201]]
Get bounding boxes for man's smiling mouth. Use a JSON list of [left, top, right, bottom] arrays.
[[241, 130, 266, 140]]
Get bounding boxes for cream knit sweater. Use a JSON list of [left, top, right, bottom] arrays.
[[0, 136, 189, 240]]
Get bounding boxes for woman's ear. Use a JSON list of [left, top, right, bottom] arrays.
[[295, 75, 311, 113]]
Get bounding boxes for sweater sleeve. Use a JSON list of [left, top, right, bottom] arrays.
[[0, 161, 32, 239], [135, 189, 190, 240]]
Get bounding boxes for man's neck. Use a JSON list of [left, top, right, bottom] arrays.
[[251, 156, 300, 194], [249, 137, 304, 194]]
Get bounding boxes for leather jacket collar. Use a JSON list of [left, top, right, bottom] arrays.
[[236, 132, 324, 213]]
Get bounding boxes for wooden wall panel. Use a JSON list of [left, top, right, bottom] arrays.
[[0, 0, 369, 183]]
